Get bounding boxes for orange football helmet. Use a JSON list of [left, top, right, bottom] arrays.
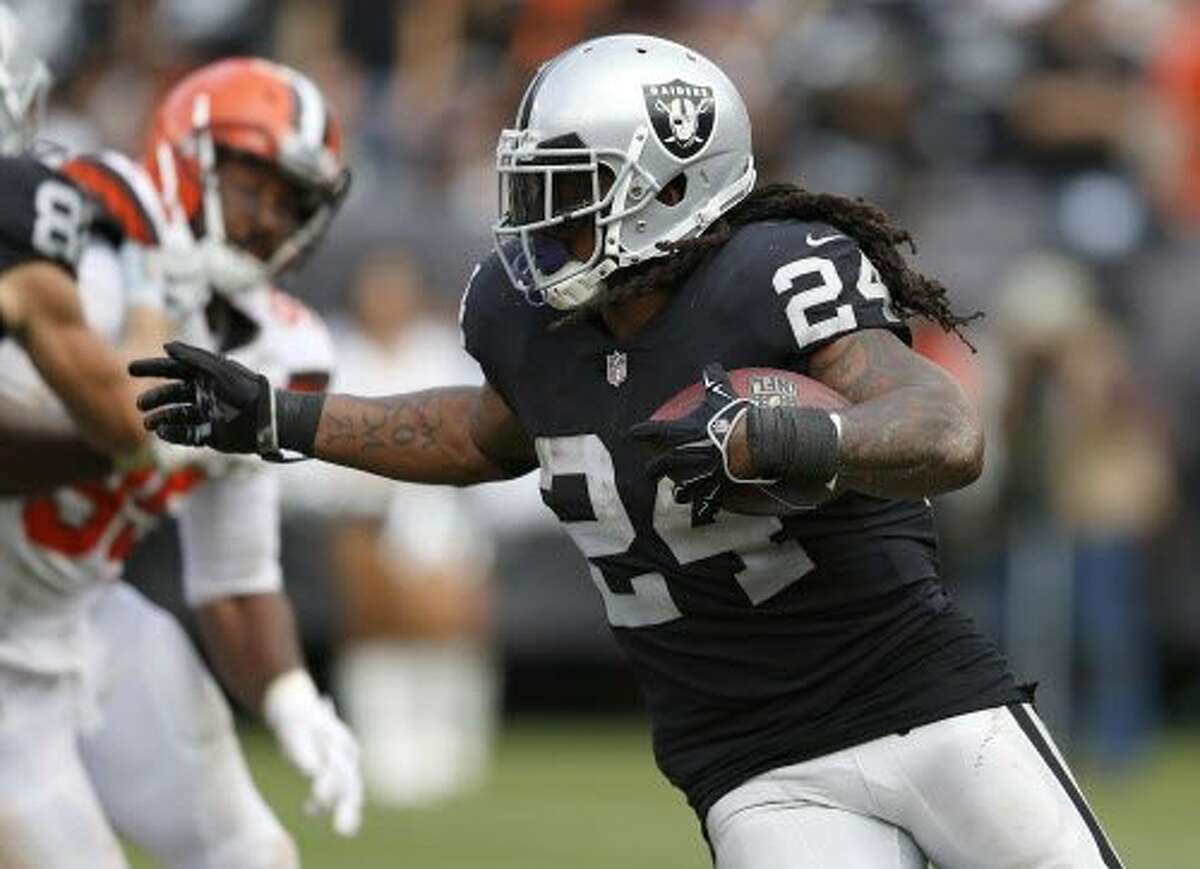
[[144, 57, 350, 295]]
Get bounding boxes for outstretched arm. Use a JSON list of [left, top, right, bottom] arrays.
[[312, 383, 537, 484], [132, 341, 538, 485]]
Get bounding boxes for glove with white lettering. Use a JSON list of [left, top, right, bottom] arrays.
[[130, 341, 276, 455], [629, 363, 751, 522]]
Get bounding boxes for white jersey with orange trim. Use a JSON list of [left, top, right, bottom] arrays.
[[0, 152, 334, 674]]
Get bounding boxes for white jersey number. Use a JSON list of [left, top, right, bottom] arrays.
[[23, 468, 203, 563], [773, 252, 900, 349], [32, 178, 86, 264], [537, 434, 814, 628]]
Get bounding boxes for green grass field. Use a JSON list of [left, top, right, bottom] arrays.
[[129, 718, 1200, 868]]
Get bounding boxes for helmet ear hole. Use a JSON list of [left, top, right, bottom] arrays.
[[656, 173, 687, 207]]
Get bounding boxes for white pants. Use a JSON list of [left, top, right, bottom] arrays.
[[0, 666, 127, 869], [707, 705, 1123, 869], [81, 584, 298, 869], [0, 585, 297, 869]]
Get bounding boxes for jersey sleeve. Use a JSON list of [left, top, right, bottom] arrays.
[[0, 156, 91, 278], [724, 220, 910, 367], [60, 151, 166, 246], [238, 288, 336, 392], [275, 294, 335, 392], [458, 255, 524, 407], [177, 465, 283, 606]]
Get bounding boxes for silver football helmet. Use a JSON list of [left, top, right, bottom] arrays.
[[493, 34, 756, 310], [0, 4, 49, 156]]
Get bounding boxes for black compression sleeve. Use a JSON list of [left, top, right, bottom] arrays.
[[274, 390, 326, 455], [746, 405, 840, 484]]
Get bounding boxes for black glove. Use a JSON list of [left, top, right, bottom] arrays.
[[629, 363, 750, 523], [130, 341, 278, 456]]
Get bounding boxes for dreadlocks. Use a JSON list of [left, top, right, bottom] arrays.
[[555, 182, 981, 346]]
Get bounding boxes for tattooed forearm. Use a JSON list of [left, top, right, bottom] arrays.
[[312, 387, 522, 485], [808, 329, 984, 499]]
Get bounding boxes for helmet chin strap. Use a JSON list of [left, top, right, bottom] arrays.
[[544, 259, 615, 310], [190, 92, 269, 296]]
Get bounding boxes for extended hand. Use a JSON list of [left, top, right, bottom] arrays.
[[629, 363, 753, 522], [130, 341, 276, 455]]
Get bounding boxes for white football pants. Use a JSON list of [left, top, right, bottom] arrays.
[[707, 704, 1123, 869], [79, 583, 299, 869], [0, 663, 127, 868]]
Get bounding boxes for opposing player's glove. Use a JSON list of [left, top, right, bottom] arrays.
[[130, 341, 279, 456], [629, 363, 757, 522], [264, 669, 363, 837]]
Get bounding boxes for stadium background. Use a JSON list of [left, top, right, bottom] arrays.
[[17, 0, 1200, 865]]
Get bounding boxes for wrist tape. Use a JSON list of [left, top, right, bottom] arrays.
[[274, 390, 326, 455], [746, 405, 841, 485]]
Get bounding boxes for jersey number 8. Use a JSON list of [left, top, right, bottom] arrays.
[[32, 178, 86, 265]]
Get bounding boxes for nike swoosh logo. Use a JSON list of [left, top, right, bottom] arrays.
[[806, 231, 846, 247]]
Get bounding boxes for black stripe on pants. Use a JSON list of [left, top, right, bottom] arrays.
[[1007, 704, 1124, 868]]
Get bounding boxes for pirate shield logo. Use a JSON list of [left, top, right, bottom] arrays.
[[643, 79, 715, 159]]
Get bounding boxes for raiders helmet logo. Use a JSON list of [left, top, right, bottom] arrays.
[[643, 79, 715, 159]]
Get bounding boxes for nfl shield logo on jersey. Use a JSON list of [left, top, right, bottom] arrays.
[[606, 350, 628, 387], [643, 79, 715, 159]]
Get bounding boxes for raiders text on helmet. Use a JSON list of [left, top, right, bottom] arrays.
[[493, 34, 756, 310]]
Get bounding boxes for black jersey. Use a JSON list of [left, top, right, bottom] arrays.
[[0, 155, 91, 339], [461, 218, 1024, 820], [0, 155, 89, 276]]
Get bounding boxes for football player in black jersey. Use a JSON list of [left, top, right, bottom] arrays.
[[0, 4, 174, 466], [134, 34, 1123, 868]]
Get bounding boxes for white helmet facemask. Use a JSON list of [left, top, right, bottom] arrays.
[[0, 5, 50, 157], [492, 34, 756, 311]]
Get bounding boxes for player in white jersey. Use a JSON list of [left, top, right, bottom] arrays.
[[0, 4, 177, 467], [0, 58, 361, 868]]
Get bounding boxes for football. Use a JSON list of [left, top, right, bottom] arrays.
[[651, 367, 850, 515]]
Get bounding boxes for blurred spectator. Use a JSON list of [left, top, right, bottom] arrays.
[[995, 253, 1175, 764]]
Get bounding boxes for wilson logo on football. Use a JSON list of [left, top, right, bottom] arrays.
[[642, 79, 715, 158]]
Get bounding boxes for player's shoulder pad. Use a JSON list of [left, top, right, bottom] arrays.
[[715, 218, 861, 285], [458, 250, 536, 363], [706, 218, 907, 355], [61, 150, 166, 246], [237, 287, 335, 391]]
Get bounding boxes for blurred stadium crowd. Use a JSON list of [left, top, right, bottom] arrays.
[[24, 0, 1200, 797]]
